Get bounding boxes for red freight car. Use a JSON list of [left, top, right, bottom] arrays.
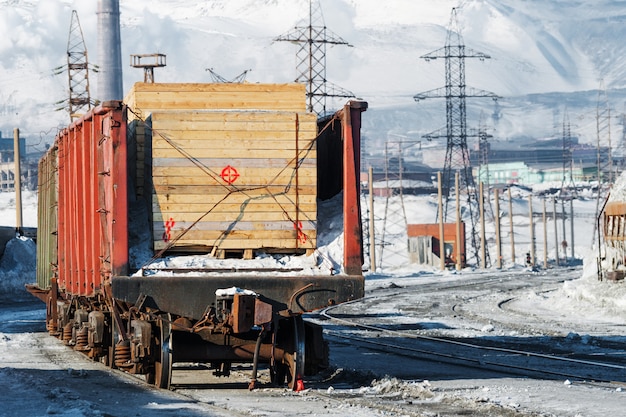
[[27, 83, 367, 390]]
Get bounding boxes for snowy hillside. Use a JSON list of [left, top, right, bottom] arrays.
[[1, 0, 626, 154]]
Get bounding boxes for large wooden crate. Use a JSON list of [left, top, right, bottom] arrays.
[[124, 83, 318, 254], [125, 83, 307, 115]]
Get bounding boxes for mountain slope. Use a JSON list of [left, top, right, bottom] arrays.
[[0, 0, 624, 154]]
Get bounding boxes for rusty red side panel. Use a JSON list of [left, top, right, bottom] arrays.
[[342, 101, 368, 275], [55, 101, 128, 296]]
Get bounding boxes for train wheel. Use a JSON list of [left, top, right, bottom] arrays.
[[272, 315, 305, 390], [146, 313, 173, 389]]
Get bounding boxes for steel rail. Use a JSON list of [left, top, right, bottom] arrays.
[[319, 297, 626, 383]]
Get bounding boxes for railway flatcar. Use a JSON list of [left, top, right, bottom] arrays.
[[27, 82, 367, 390]]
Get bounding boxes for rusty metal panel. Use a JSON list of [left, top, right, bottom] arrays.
[[232, 293, 255, 334], [342, 101, 368, 275], [112, 274, 364, 320], [51, 102, 129, 297]]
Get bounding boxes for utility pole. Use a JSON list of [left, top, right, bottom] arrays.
[[414, 7, 499, 266], [560, 111, 576, 264], [593, 84, 613, 246], [275, 0, 355, 116], [368, 166, 376, 273], [508, 187, 515, 264], [494, 188, 502, 269], [14, 128, 22, 235]]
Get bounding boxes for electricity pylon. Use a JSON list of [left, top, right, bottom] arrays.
[[560, 111, 576, 193], [275, 0, 355, 116], [592, 84, 613, 245], [414, 7, 499, 266], [206, 68, 251, 83], [66, 10, 92, 121]]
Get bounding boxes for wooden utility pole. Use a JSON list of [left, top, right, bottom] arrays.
[[508, 187, 515, 264], [494, 188, 502, 268], [529, 195, 535, 266], [438, 172, 445, 270], [553, 198, 559, 266], [570, 198, 575, 260], [368, 166, 376, 273], [14, 128, 22, 234], [543, 198, 548, 268], [480, 182, 486, 268], [561, 199, 567, 263], [455, 172, 462, 271]]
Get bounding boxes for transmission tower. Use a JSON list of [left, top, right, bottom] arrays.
[[206, 68, 251, 83], [596, 85, 613, 185], [593, 85, 613, 245], [560, 111, 575, 193], [274, 0, 356, 116], [619, 104, 626, 173], [66, 10, 92, 121], [378, 139, 422, 269], [414, 7, 499, 265]]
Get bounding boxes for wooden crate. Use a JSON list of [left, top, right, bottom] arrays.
[[124, 82, 307, 115], [124, 83, 318, 254]]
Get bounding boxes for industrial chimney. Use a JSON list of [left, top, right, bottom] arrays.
[[97, 0, 123, 101]]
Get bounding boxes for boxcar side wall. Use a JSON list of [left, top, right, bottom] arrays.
[[50, 101, 129, 297]]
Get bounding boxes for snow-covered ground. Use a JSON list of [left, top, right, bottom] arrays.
[[0, 178, 625, 415]]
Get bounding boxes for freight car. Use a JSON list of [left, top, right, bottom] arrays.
[[599, 199, 626, 281], [27, 82, 367, 390]]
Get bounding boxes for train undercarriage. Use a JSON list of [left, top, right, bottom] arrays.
[[26, 274, 344, 391]]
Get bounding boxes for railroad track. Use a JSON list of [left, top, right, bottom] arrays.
[[317, 269, 626, 385]]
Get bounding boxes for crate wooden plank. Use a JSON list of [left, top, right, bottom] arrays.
[[153, 136, 316, 150], [154, 238, 316, 251], [153, 192, 316, 205], [152, 167, 317, 186], [152, 156, 315, 168], [151, 110, 316, 123], [155, 219, 315, 232], [124, 83, 307, 113], [154, 231, 317, 249], [151, 118, 315, 132], [153, 203, 316, 216], [128, 82, 306, 93], [155, 228, 318, 241], [152, 148, 316, 159], [152, 184, 317, 195], [153, 210, 316, 223]]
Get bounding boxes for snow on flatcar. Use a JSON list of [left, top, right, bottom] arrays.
[[26, 82, 367, 390]]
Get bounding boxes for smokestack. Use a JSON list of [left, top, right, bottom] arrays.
[[97, 0, 123, 101]]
